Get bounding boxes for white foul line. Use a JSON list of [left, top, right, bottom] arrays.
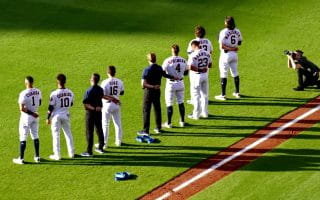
[[155, 104, 320, 200]]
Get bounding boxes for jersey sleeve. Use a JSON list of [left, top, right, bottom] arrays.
[[187, 40, 193, 54], [238, 29, 243, 41], [218, 30, 225, 44], [49, 92, 56, 106], [187, 54, 195, 66], [162, 59, 168, 71], [18, 92, 25, 104]]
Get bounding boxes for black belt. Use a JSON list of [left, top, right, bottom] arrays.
[[105, 100, 111, 103], [169, 79, 183, 82]]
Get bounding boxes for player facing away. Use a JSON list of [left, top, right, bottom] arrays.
[[162, 44, 188, 128], [13, 76, 42, 164], [100, 66, 124, 147], [215, 16, 243, 101], [46, 74, 75, 160], [187, 26, 213, 105], [187, 40, 212, 120]]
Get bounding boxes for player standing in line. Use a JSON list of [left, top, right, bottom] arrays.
[[187, 41, 212, 120], [187, 26, 213, 105], [100, 66, 124, 147], [81, 73, 105, 157], [162, 44, 188, 128], [46, 74, 75, 160], [215, 16, 243, 101], [13, 76, 42, 164]]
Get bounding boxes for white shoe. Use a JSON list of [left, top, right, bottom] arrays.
[[179, 121, 185, 127], [115, 142, 121, 147], [232, 92, 241, 99], [187, 99, 193, 105], [95, 143, 107, 149], [69, 154, 74, 158], [162, 122, 172, 128], [215, 95, 226, 101], [49, 154, 61, 161], [188, 114, 199, 120], [34, 156, 40, 163], [200, 113, 208, 118], [13, 158, 24, 165]]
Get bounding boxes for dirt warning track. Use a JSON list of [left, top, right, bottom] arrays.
[[139, 96, 320, 200]]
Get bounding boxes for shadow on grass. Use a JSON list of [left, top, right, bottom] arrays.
[[34, 146, 320, 171], [209, 95, 314, 107]]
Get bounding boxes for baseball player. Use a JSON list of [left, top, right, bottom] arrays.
[[187, 40, 212, 120], [215, 16, 243, 100], [46, 74, 75, 160], [162, 44, 188, 128], [100, 66, 124, 147], [187, 26, 213, 105], [13, 76, 42, 164]]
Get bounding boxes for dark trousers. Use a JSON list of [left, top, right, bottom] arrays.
[[143, 89, 161, 133], [85, 110, 104, 153], [297, 68, 319, 88]]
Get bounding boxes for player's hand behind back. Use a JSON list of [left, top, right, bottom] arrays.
[[46, 119, 51, 125]]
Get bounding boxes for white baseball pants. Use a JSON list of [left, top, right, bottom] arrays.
[[19, 115, 39, 141], [51, 114, 74, 158], [102, 102, 122, 146], [219, 51, 239, 78]]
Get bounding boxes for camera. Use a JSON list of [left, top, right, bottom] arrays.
[[284, 50, 296, 59]]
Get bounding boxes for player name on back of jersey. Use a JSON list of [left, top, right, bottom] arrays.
[[194, 51, 210, 59], [199, 39, 210, 45], [168, 58, 186, 64], [57, 92, 72, 98], [109, 80, 119, 86], [25, 90, 40, 97], [224, 29, 241, 39]]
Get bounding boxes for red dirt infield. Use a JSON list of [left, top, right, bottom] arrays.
[[139, 96, 320, 200]]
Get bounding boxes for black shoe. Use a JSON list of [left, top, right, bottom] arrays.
[[293, 87, 304, 91], [81, 152, 93, 157]]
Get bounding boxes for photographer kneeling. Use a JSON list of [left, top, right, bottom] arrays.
[[286, 50, 320, 91]]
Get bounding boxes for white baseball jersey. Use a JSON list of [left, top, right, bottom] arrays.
[[101, 78, 124, 104], [162, 56, 187, 106], [219, 28, 243, 78], [187, 38, 213, 55], [188, 49, 212, 118], [49, 88, 74, 117], [18, 88, 42, 116], [162, 56, 187, 79], [188, 49, 212, 70], [100, 77, 124, 147], [18, 88, 42, 141], [219, 28, 242, 51]]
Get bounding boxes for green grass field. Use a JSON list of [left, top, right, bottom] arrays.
[[0, 0, 319, 199]]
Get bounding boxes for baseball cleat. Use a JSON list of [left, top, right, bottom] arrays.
[[69, 154, 75, 158], [49, 155, 61, 161], [94, 148, 104, 154], [186, 100, 193, 105], [95, 143, 107, 149], [188, 114, 199, 120], [80, 152, 93, 157], [34, 156, 40, 163], [153, 128, 162, 134], [232, 92, 241, 99], [137, 130, 149, 136], [115, 142, 121, 147], [13, 158, 24, 165], [215, 95, 226, 101], [179, 121, 185, 127], [200, 113, 208, 118], [162, 122, 172, 128]]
